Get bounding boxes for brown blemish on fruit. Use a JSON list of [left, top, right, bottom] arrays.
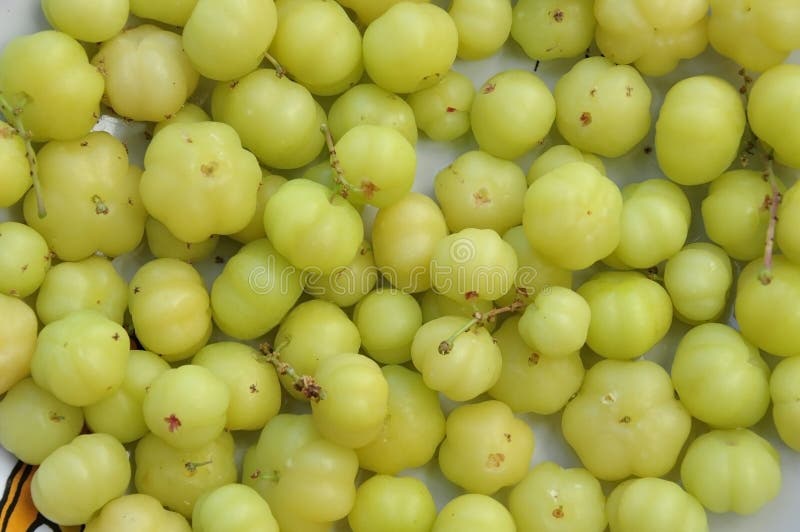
[[465, 291, 480, 300], [133, 286, 141, 294], [619, 415, 631, 424], [473, 188, 491, 206], [552, 506, 565, 519], [250, 384, 259, 393], [360, 180, 379, 199], [80, 141, 88, 147], [580, 112, 592, 126], [529, 352, 541, 365], [482, 83, 497, 94], [552, 8, 564, 22], [49, 411, 65, 423], [446, 106, 457, 113], [112, 333, 120, 341], [504, 433, 512, 442], [486, 453, 505, 468], [625, 85, 633, 97], [20, 264, 28, 272], [201, 162, 218, 177]]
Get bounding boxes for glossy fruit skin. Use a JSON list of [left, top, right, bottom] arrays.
[[735, 256, 800, 358], [36, 256, 127, 325], [139, 121, 261, 243], [348, 475, 437, 532], [606, 477, 708, 532], [655, 75, 746, 186], [0, 293, 37, 394], [680, 429, 782, 515], [523, 161, 623, 270], [663, 242, 733, 324], [671, 323, 770, 429], [562, 359, 692, 481], [0, 120, 31, 207], [182, 0, 278, 81], [356, 366, 445, 474], [192, 484, 279, 532], [747, 64, 800, 168], [210, 238, 302, 340], [134, 431, 238, 518], [594, 0, 709, 76], [0, 378, 84, 465], [84, 493, 191, 532], [91, 24, 199, 122], [771, 356, 800, 451], [578, 271, 673, 360], [263, 178, 364, 274], [243, 414, 359, 530], [431, 494, 516, 532], [438, 400, 536, 495], [84, 350, 170, 444], [470, 69, 556, 160], [31, 309, 129, 407], [488, 315, 585, 415], [411, 316, 503, 401], [311, 353, 389, 449], [372, 192, 448, 293], [0, 30, 104, 141], [128, 258, 212, 362], [142, 364, 230, 451], [508, 461, 607, 532], [23, 132, 147, 261], [554, 56, 651, 157], [31, 433, 132, 526]]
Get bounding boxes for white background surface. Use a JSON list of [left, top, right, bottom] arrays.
[[2, 1, 800, 530]]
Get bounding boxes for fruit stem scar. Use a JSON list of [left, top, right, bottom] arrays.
[[92, 194, 110, 215], [164, 413, 182, 432], [184, 460, 213, 474], [0, 91, 46, 218]]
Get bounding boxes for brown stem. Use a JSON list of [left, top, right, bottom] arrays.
[[264, 52, 287, 78], [0, 92, 46, 217], [259, 342, 325, 401], [438, 299, 525, 354], [760, 157, 782, 285], [320, 123, 354, 199]]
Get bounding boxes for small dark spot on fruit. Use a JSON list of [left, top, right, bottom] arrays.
[[80, 141, 88, 147], [133, 286, 141, 294], [552, 506, 565, 519], [529, 352, 540, 365], [625, 85, 633, 97], [504, 433, 512, 442], [552, 8, 564, 22], [620, 415, 631, 424], [112, 333, 120, 341], [580, 112, 592, 126], [446, 106, 457, 113], [482, 83, 496, 94]]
